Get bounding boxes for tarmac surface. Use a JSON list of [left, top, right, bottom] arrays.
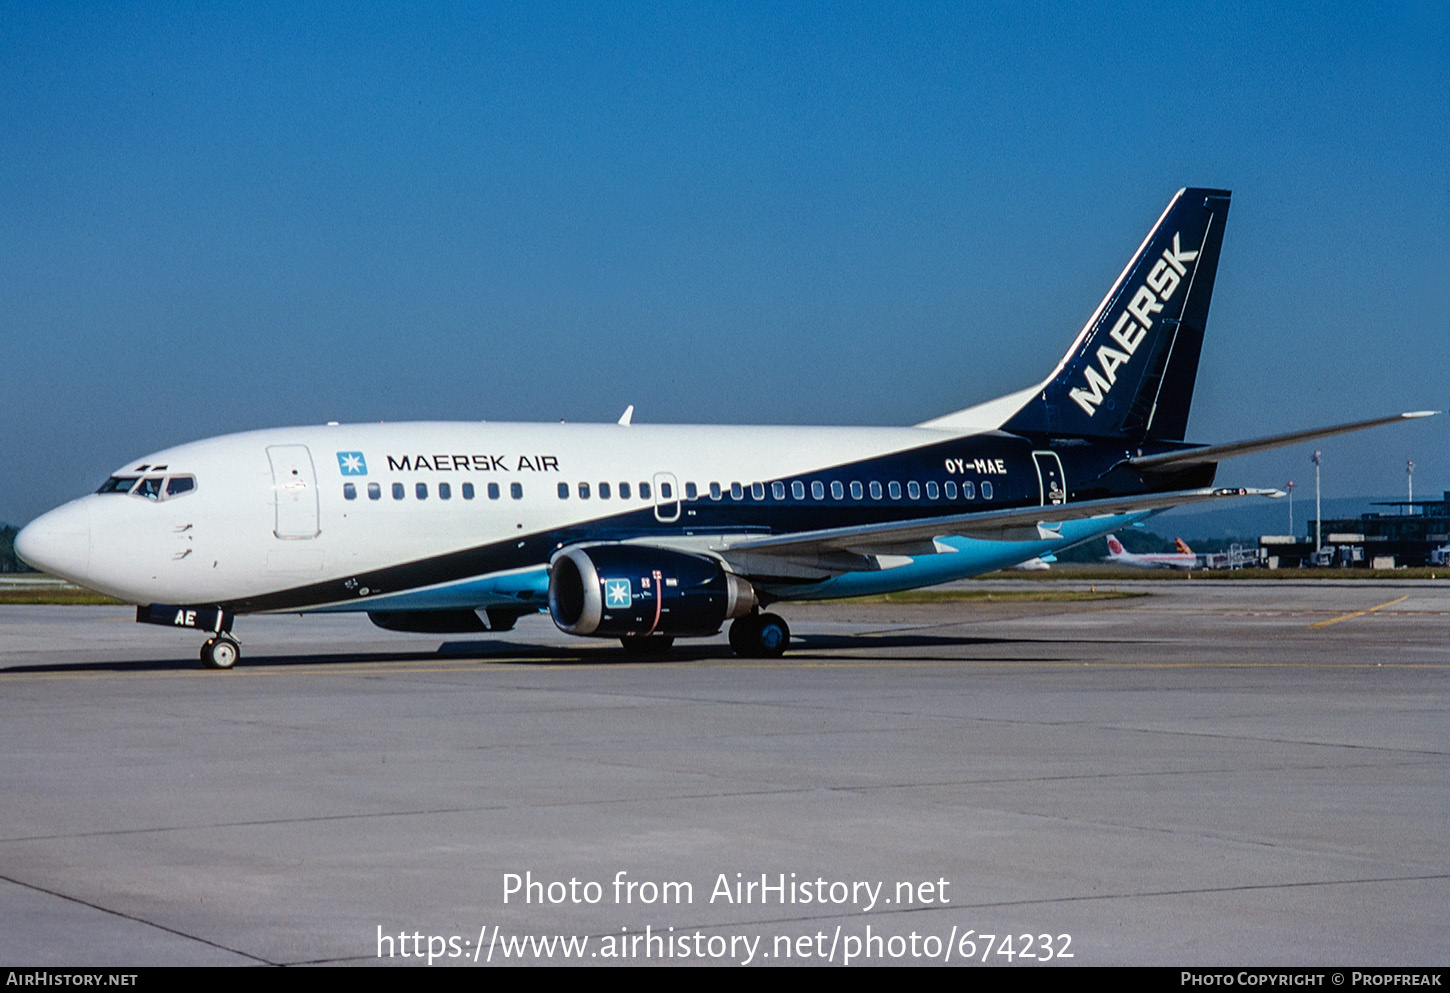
[[1, 579, 1446, 967]]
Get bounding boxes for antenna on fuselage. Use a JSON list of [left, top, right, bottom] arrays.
[[618, 405, 635, 426]]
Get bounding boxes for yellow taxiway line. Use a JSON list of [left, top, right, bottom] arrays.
[[1307, 594, 1409, 629]]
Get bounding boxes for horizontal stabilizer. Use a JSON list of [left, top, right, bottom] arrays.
[[1129, 411, 1438, 472]]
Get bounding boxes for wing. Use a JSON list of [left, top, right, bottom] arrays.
[[713, 486, 1280, 576]]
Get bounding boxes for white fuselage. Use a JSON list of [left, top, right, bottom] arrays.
[[22, 419, 1095, 613]]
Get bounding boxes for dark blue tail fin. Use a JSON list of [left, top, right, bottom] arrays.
[[1003, 188, 1230, 443]]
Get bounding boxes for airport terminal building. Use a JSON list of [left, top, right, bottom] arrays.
[[1260, 491, 1450, 568]]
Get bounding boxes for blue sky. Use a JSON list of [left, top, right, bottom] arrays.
[[3, 2, 1446, 524]]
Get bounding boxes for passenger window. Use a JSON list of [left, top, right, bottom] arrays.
[[599, 482, 611, 499], [368, 482, 381, 500], [907, 481, 920, 500], [393, 483, 405, 500], [926, 481, 939, 499], [772, 482, 786, 500], [619, 482, 631, 499], [641, 482, 653, 499], [751, 482, 765, 500], [657, 482, 668, 499], [981, 481, 993, 500], [439, 482, 451, 500], [830, 481, 844, 500], [944, 481, 958, 499], [730, 482, 743, 500], [579, 482, 590, 499], [165, 476, 195, 497], [869, 481, 883, 500], [416, 483, 428, 500], [510, 483, 523, 500], [558, 482, 569, 499], [344, 483, 357, 500], [963, 481, 975, 499], [850, 481, 863, 500], [462, 483, 475, 500], [810, 481, 824, 500], [709, 482, 721, 500], [888, 482, 901, 499], [791, 481, 805, 500], [488, 483, 500, 500], [685, 482, 697, 500]]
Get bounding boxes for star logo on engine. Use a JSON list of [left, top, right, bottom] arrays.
[[604, 579, 632, 609]]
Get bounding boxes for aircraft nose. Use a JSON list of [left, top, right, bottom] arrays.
[[15, 501, 92, 583]]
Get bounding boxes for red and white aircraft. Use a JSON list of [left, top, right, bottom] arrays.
[[1104, 534, 1197, 570]]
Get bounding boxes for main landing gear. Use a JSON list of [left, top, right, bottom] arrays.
[[728, 612, 790, 658], [200, 634, 241, 670]]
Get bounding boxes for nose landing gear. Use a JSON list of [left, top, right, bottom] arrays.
[[200, 634, 241, 670], [134, 605, 241, 670]]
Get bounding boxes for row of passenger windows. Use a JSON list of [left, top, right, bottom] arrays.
[[557, 479, 994, 501], [556, 481, 659, 500], [344, 478, 994, 503], [344, 481, 524, 502], [680, 479, 992, 501]]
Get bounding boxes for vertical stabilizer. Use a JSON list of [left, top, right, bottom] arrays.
[[1001, 188, 1230, 442]]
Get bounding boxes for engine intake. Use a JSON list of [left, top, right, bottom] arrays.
[[549, 545, 756, 638]]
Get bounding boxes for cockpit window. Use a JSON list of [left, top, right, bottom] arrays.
[[134, 477, 165, 500], [96, 474, 197, 501], [97, 476, 140, 494]]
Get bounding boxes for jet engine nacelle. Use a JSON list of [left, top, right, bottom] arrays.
[[548, 545, 756, 638]]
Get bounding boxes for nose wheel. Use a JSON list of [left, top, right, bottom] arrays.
[[728, 612, 790, 658], [201, 635, 241, 670]]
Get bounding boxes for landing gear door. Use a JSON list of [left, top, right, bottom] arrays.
[[267, 445, 320, 538], [1032, 451, 1066, 507], [652, 472, 680, 523]]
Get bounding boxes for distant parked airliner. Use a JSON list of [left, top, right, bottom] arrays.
[[1105, 534, 1197, 569]]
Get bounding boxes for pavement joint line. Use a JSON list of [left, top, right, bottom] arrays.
[[0, 872, 275, 965]]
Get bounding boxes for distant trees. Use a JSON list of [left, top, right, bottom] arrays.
[[1, 525, 35, 572]]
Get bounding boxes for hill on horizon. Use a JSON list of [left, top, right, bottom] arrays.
[[1144, 493, 1431, 543]]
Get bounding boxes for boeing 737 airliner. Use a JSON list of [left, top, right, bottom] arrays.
[[1105, 534, 1198, 569], [16, 188, 1434, 668]]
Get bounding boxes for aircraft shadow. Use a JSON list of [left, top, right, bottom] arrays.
[[0, 631, 1136, 675]]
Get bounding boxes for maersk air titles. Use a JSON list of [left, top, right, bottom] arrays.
[[16, 188, 1434, 668], [1071, 231, 1201, 417]]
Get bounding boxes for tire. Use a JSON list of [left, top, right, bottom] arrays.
[[201, 637, 240, 670], [730, 613, 789, 658], [728, 614, 760, 655], [754, 613, 790, 657]]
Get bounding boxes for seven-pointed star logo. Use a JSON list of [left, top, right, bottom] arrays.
[[605, 579, 632, 609], [336, 452, 367, 476]]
